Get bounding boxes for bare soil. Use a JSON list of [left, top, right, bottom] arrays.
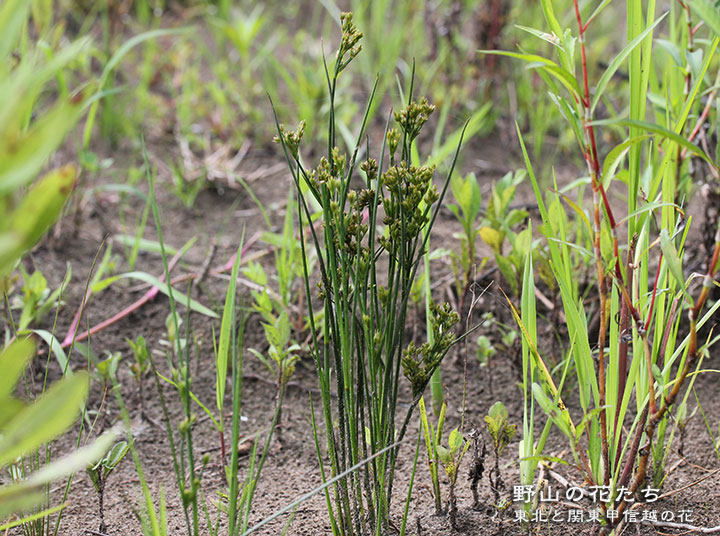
[[4, 122, 720, 536]]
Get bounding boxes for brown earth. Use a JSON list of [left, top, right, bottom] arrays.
[[3, 123, 720, 536]]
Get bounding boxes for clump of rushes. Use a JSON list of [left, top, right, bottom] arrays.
[[273, 12, 467, 535], [490, 1, 720, 534]]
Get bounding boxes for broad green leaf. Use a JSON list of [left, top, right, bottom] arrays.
[[28, 331, 70, 376], [479, 227, 503, 254], [436, 444, 451, 465], [0, 372, 89, 466], [0, 338, 35, 398], [0, 91, 87, 193], [0, 165, 76, 275], [602, 135, 651, 185], [0, 0, 31, 61], [591, 118, 716, 167], [100, 440, 130, 471], [0, 428, 116, 518], [0, 398, 25, 429], [687, 48, 704, 81], [654, 39, 683, 67], [488, 401, 509, 422]]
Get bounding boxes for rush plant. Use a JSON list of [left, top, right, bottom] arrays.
[[273, 12, 466, 535]]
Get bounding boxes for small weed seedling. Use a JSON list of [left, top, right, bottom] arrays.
[[446, 172, 485, 310], [248, 311, 301, 441], [10, 266, 71, 333], [87, 441, 130, 533], [484, 401, 516, 504], [418, 396, 445, 515], [478, 170, 530, 294], [127, 336, 150, 419], [419, 396, 471, 528], [475, 334, 496, 366], [436, 425, 471, 529]]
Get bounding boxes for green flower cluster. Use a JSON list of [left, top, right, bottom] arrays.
[[393, 97, 435, 145], [402, 302, 459, 397], [379, 161, 438, 251], [273, 120, 305, 160], [337, 12, 362, 73]]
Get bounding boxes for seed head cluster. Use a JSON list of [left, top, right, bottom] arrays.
[[402, 303, 459, 397]]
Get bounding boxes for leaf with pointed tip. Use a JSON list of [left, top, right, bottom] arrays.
[[0, 372, 89, 466]]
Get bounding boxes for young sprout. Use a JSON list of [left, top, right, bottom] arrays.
[[248, 311, 300, 442], [446, 172, 484, 310], [86, 440, 130, 533], [127, 335, 150, 420], [94, 351, 122, 389], [419, 396, 445, 515], [13, 266, 70, 332], [484, 401, 516, 503], [436, 425, 471, 529], [475, 335, 496, 366]]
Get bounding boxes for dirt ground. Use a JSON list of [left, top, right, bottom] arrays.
[[4, 119, 719, 536]]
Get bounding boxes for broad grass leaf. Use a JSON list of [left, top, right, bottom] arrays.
[[532, 383, 573, 440], [591, 119, 715, 167], [0, 92, 87, 193], [0, 429, 116, 519], [479, 227, 503, 254], [0, 338, 34, 399], [0, 0, 31, 61], [480, 51, 581, 98], [0, 372, 89, 467], [0, 165, 76, 275]]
